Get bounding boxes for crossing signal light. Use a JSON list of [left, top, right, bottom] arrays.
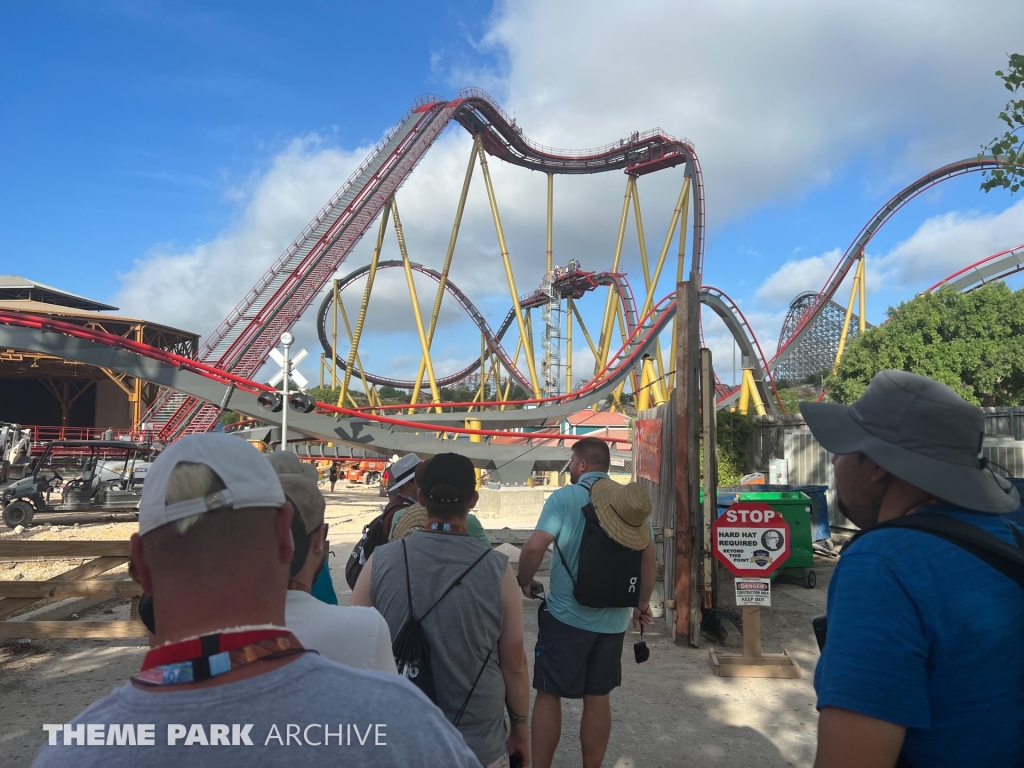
[[288, 392, 316, 413], [257, 391, 284, 413]]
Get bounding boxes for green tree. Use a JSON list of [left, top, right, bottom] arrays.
[[825, 283, 1024, 406], [980, 53, 1024, 194]]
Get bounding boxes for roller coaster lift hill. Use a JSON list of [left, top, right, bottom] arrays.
[[0, 89, 1019, 478]]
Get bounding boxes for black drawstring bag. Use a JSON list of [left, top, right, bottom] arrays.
[[392, 540, 493, 722]]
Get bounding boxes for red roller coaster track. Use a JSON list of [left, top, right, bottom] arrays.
[[144, 88, 706, 441]]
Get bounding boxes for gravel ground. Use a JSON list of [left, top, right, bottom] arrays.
[[0, 483, 830, 767]]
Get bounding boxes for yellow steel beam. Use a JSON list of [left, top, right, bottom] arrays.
[[565, 296, 573, 394], [477, 137, 542, 398], [391, 199, 443, 413], [339, 203, 390, 406], [331, 279, 339, 389], [639, 175, 691, 321], [410, 141, 477, 407], [668, 177, 692, 391], [834, 255, 863, 372], [858, 255, 867, 334], [336, 292, 374, 404], [571, 301, 600, 361], [631, 176, 652, 295], [637, 358, 653, 413], [595, 176, 634, 376], [500, 335, 524, 411]]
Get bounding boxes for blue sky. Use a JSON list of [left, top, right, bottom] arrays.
[[3, 1, 1024, 389]]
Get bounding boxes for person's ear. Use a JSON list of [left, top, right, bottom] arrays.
[[417, 487, 428, 506], [276, 502, 295, 566], [468, 490, 479, 510], [130, 533, 154, 595], [313, 524, 326, 554]]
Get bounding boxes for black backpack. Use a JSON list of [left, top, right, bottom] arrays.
[[392, 540, 494, 726], [345, 497, 412, 589], [554, 477, 645, 609], [813, 512, 1024, 768]]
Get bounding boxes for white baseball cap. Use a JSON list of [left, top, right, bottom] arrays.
[[138, 433, 285, 536]]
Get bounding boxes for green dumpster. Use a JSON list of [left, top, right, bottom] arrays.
[[716, 489, 817, 588]]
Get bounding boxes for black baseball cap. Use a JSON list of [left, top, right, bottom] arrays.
[[420, 453, 477, 504]]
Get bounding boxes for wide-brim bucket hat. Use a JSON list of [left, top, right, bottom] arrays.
[[800, 370, 1020, 514], [589, 479, 653, 550]]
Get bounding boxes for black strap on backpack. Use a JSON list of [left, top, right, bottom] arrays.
[[552, 476, 644, 608], [818, 512, 1024, 768], [392, 540, 495, 724], [344, 497, 414, 589], [848, 512, 1024, 588]]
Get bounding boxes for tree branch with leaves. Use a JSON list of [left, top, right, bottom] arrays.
[[980, 53, 1024, 194]]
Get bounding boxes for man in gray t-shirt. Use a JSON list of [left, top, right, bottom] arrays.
[[33, 654, 475, 767], [32, 434, 477, 767]]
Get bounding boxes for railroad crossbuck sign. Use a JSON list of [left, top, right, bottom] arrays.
[[712, 502, 791, 578]]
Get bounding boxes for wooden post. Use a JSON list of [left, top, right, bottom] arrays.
[[742, 606, 761, 658], [700, 348, 718, 609], [674, 280, 702, 646]]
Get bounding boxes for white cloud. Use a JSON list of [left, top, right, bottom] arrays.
[[115, 136, 371, 336], [870, 200, 1024, 290], [754, 249, 844, 308], [481, 0, 1023, 222]]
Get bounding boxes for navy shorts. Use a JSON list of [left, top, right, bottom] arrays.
[[532, 601, 624, 698]]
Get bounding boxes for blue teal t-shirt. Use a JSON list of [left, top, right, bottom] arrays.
[[815, 505, 1024, 766], [537, 472, 647, 635]]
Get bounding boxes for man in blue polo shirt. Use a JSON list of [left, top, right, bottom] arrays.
[[802, 371, 1024, 768], [517, 437, 656, 768]]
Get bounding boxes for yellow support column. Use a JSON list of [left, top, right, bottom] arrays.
[[668, 177, 692, 393], [410, 142, 477, 406], [467, 418, 483, 487], [637, 358, 654, 413], [391, 199, 443, 413], [339, 204, 390, 406], [565, 296, 573, 394], [834, 254, 864, 372], [331, 279, 339, 390], [858, 255, 867, 334], [477, 137, 542, 398], [596, 177, 635, 377], [737, 368, 767, 417]]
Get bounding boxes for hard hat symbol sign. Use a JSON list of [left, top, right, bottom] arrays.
[[712, 501, 791, 577]]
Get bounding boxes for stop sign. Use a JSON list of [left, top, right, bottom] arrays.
[[712, 501, 791, 578]]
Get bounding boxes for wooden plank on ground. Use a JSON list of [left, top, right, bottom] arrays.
[[0, 541, 132, 561], [0, 556, 129, 620], [0, 621, 148, 640], [0, 580, 142, 599]]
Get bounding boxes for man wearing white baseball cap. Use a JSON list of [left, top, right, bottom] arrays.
[[32, 433, 478, 768]]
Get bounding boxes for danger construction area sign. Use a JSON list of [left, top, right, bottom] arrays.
[[712, 501, 791, 578]]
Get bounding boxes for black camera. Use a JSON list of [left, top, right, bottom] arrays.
[[633, 639, 649, 664]]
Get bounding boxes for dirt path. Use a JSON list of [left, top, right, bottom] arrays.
[[0, 484, 827, 767]]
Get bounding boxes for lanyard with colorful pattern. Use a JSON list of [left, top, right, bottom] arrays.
[[134, 629, 307, 686]]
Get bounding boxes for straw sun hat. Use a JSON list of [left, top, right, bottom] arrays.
[[589, 479, 653, 551], [390, 504, 428, 542]]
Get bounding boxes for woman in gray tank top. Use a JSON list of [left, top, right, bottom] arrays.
[[352, 454, 530, 768]]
